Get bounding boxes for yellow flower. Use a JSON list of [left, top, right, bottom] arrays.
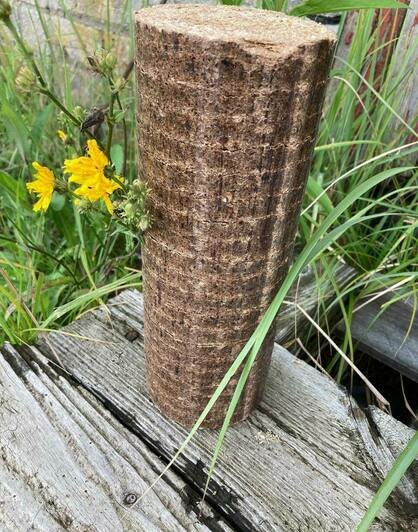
[[26, 162, 55, 212], [64, 139, 122, 214], [57, 129, 67, 143]]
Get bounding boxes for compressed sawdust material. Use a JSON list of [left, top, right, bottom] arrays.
[[135, 5, 336, 428], [135, 5, 335, 54]]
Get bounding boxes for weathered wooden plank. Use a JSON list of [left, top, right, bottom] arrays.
[[341, 292, 418, 382], [370, 405, 417, 454], [0, 343, 232, 531], [388, 0, 418, 141], [35, 289, 417, 531]]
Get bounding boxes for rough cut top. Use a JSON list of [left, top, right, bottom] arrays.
[[135, 5, 335, 54]]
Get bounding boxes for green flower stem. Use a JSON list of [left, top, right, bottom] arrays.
[[0, 233, 79, 285], [105, 91, 116, 157], [115, 93, 128, 177], [39, 88, 82, 127], [4, 17, 82, 128], [112, 174, 127, 193]]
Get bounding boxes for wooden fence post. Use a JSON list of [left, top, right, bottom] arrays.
[[135, 5, 335, 428]]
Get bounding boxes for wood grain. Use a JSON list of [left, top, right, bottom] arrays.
[[386, 0, 418, 143], [32, 289, 417, 531], [340, 292, 418, 382], [0, 343, 231, 531]]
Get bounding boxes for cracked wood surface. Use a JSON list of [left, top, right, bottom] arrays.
[[1, 289, 414, 531], [0, 343, 231, 531]]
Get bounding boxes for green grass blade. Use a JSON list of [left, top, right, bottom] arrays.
[[356, 431, 418, 531], [314, 140, 382, 151], [337, 57, 418, 139], [306, 176, 334, 215], [302, 142, 418, 216], [202, 166, 414, 491], [204, 334, 267, 498], [40, 273, 141, 327]]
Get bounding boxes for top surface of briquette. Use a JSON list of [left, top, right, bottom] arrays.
[[135, 5, 335, 49]]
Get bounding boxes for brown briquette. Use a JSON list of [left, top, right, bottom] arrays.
[[135, 5, 336, 428]]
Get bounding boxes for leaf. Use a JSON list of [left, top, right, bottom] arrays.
[[30, 104, 53, 155], [314, 140, 382, 151], [290, 0, 408, 17], [0, 100, 30, 160], [219, 0, 244, 4], [256, 0, 286, 10], [110, 144, 124, 175], [41, 272, 141, 327], [113, 109, 126, 123], [50, 193, 66, 212], [306, 176, 334, 215], [356, 431, 418, 531], [50, 206, 77, 246], [0, 171, 29, 204]]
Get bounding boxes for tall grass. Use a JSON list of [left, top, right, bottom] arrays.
[[298, 7, 418, 382], [0, 0, 141, 344]]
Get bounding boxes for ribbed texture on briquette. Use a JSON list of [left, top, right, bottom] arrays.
[[135, 5, 335, 428]]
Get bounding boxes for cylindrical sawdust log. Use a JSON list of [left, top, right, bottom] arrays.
[[135, 5, 335, 428]]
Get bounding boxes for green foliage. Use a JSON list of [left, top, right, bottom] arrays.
[[0, 0, 141, 344], [219, 0, 408, 14], [290, 0, 408, 17], [219, 0, 244, 5], [256, 0, 287, 10]]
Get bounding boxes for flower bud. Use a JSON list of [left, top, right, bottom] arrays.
[[72, 105, 84, 121], [112, 76, 127, 93], [75, 197, 92, 212], [15, 65, 37, 93], [123, 201, 135, 219], [57, 129, 68, 143], [105, 52, 116, 70], [138, 215, 150, 232], [132, 179, 147, 195], [87, 55, 100, 73], [55, 179, 68, 194]]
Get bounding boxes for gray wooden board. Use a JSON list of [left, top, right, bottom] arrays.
[[340, 292, 418, 382], [14, 288, 414, 531], [389, 0, 418, 142], [0, 343, 231, 531], [275, 262, 355, 347]]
